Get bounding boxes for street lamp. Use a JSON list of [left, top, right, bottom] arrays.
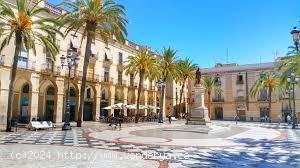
[[286, 87, 293, 117], [287, 69, 299, 129], [156, 79, 166, 123], [60, 49, 80, 130], [291, 27, 300, 52]]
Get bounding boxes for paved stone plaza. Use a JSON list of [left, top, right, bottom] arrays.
[[0, 121, 299, 168]]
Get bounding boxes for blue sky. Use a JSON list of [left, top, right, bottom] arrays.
[[51, 0, 300, 68]]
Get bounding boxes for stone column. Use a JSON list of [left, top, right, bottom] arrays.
[[123, 87, 128, 116], [95, 84, 101, 121], [30, 74, 40, 120], [55, 77, 65, 123], [110, 85, 115, 116], [0, 70, 9, 126]]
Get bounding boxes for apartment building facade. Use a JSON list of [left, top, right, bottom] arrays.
[[198, 62, 300, 122]]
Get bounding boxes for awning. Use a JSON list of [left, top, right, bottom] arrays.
[[105, 47, 112, 60], [71, 36, 79, 49], [147, 105, 160, 110], [102, 103, 126, 110], [126, 104, 146, 110], [91, 44, 97, 55]]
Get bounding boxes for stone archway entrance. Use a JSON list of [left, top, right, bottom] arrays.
[[83, 86, 95, 121], [19, 83, 30, 123], [45, 86, 55, 121]]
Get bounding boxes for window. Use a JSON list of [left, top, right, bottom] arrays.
[[46, 86, 55, 95], [259, 89, 268, 101], [101, 90, 107, 100], [70, 35, 79, 52], [118, 71, 122, 84], [118, 52, 123, 64], [86, 88, 91, 99], [214, 77, 221, 86], [22, 84, 29, 93], [18, 47, 28, 68], [69, 88, 76, 97], [104, 67, 109, 82], [130, 74, 134, 86], [237, 74, 244, 84], [46, 57, 54, 71]]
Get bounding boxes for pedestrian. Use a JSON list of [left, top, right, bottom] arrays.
[[168, 114, 172, 124], [287, 115, 291, 125], [234, 115, 239, 124], [265, 115, 268, 123], [278, 114, 282, 125]]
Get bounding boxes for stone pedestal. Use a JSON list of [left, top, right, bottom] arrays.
[[187, 84, 210, 125]]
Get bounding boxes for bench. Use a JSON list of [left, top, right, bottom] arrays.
[[29, 121, 53, 131]]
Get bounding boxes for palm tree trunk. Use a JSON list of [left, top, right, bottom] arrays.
[[208, 91, 211, 119], [6, 32, 22, 132], [136, 70, 145, 123], [179, 79, 186, 118], [268, 87, 272, 122], [160, 83, 166, 119], [77, 23, 96, 127]]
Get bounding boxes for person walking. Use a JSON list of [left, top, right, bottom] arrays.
[[278, 114, 282, 125], [168, 114, 172, 124], [234, 115, 239, 124], [287, 115, 291, 125]]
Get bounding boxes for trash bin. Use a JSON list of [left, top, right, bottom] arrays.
[[11, 119, 18, 132]]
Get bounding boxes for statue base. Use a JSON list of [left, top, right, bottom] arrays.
[[187, 84, 210, 125], [187, 107, 210, 125]]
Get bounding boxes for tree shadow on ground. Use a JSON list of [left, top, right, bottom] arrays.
[[182, 138, 300, 168]]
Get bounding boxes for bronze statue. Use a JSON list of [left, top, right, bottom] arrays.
[[195, 68, 201, 85]]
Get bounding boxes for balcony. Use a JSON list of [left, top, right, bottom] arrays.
[[101, 76, 114, 84], [235, 97, 246, 102], [212, 98, 225, 102], [65, 69, 82, 79], [87, 73, 99, 82], [89, 55, 98, 64], [258, 97, 268, 102], [103, 59, 112, 67], [116, 79, 127, 86], [17, 60, 36, 70], [44, 2, 62, 15], [236, 80, 244, 85], [41, 63, 60, 76]]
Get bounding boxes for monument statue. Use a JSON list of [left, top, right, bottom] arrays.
[[187, 67, 210, 125], [195, 68, 201, 86]]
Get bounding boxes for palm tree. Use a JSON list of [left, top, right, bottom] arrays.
[[158, 47, 178, 119], [61, 0, 128, 127], [125, 48, 157, 123], [250, 72, 280, 120], [202, 76, 221, 119], [176, 58, 197, 118], [278, 55, 300, 84], [0, 0, 62, 131]]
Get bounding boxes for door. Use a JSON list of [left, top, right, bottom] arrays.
[[100, 101, 109, 117], [83, 102, 93, 121], [215, 107, 223, 120], [45, 100, 54, 121], [20, 98, 29, 123], [70, 101, 76, 121], [238, 110, 246, 121]]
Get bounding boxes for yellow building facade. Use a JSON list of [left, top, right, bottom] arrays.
[[0, 0, 186, 127], [197, 62, 300, 122]]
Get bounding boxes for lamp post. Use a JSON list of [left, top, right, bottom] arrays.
[[286, 87, 293, 117], [287, 70, 299, 129], [156, 79, 165, 123], [291, 27, 300, 52], [60, 49, 80, 130]]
